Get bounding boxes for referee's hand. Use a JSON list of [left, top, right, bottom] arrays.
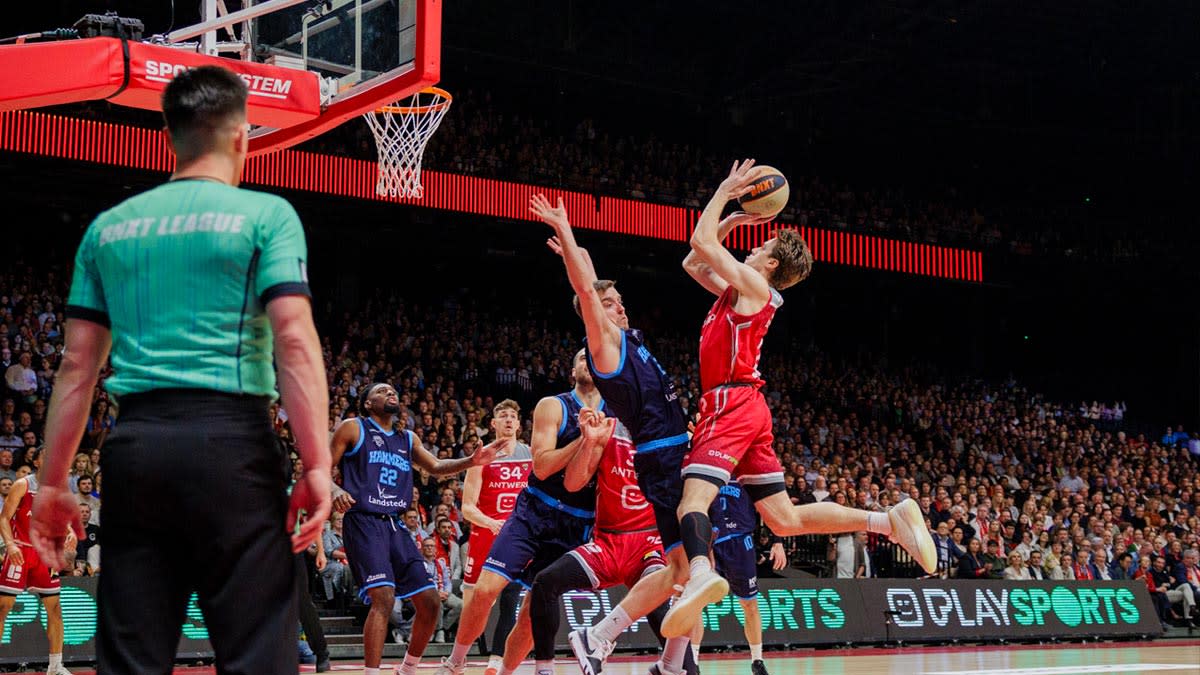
[[29, 482, 86, 572], [289, 469, 332, 553]]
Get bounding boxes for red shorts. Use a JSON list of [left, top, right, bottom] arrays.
[[569, 528, 665, 590], [683, 386, 782, 487], [0, 544, 60, 596], [463, 524, 499, 586]]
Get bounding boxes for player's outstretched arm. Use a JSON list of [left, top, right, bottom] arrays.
[[682, 211, 766, 296], [564, 409, 614, 492], [690, 160, 773, 307], [530, 395, 585, 480], [461, 465, 503, 534], [415, 433, 514, 477], [532, 194, 622, 373]]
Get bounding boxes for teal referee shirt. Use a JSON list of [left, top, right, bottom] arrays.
[[65, 179, 310, 398]]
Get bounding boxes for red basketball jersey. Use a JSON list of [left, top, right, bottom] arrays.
[[698, 286, 783, 392], [477, 442, 533, 520], [595, 422, 655, 531], [9, 475, 36, 546]]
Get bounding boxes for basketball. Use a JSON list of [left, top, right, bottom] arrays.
[[737, 165, 789, 217]]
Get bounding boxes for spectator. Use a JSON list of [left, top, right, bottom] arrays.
[[1150, 555, 1196, 627], [1003, 551, 1030, 580], [5, 351, 37, 404], [1055, 554, 1077, 581], [0, 449, 14, 482], [82, 399, 115, 450], [318, 512, 352, 603], [1111, 552, 1136, 580], [0, 419, 22, 453], [420, 538, 462, 643], [67, 452, 93, 494], [402, 508, 425, 548], [76, 475, 100, 524], [0, 476, 12, 498], [75, 502, 101, 572], [431, 517, 462, 586], [1027, 550, 1046, 580], [983, 540, 1006, 578], [957, 539, 990, 579]]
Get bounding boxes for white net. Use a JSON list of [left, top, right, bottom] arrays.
[[363, 87, 452, 198]]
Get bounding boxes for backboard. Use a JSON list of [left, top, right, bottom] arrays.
[[0, 0, 440, 157], [233, 0, 441, 155]]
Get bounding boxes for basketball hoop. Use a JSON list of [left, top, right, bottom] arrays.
[[363, 86, 452, 198]]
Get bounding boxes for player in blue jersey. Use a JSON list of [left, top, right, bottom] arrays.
[[531, 194, 694, 675], [436, 349, 609, 675], [690, 482, 786, 675], [330, 383, 512, 675]]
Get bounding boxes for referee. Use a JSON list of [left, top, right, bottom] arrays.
[[30, 66, 332, 674]]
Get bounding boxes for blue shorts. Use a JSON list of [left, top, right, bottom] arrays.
[[482, 490, 593, 587], [713, 533, 758, 600], [343, 511, 436, 604], [632, 442, 688, 551]]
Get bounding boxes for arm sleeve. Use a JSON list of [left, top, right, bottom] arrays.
[[255, 199, 311, 305], [65, 225, 110, 327]]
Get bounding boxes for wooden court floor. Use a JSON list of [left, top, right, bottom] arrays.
[[56, 641, 1200, 675]]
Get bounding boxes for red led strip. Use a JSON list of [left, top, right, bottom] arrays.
[[0, 110, 984, 282]]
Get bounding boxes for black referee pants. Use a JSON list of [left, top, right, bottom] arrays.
[[97, 389, 297, 675]]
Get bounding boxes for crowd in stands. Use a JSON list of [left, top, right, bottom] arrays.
[[0, 252, 1197, 634], [299, 90, 1173, 265], [47, 96, 1184, 266]]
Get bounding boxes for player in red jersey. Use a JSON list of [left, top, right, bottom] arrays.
[[460, 399, 532, 675], [0, 449, 74, 675], [663, 160, 937, 637], [521, 412, 696, 675]]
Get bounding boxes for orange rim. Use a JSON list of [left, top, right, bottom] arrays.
[[375, 87, 453, 114]]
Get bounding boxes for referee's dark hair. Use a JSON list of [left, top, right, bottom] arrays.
[[161, 66, 249, 162]]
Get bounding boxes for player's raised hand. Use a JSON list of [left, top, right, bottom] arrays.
[[580, 409, 616, 448], [716, 159, 758, 200], [472, 437, 515, 466], [530, 193, 571, 232], [29, 482, 86, 573], [719, 210, 774, 229]]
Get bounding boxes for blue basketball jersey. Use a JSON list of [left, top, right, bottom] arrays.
[[340, 417, 414, 516], [586, 329, 689, 451], [712, 482, 757, 539], [525, 389, 599, 512]]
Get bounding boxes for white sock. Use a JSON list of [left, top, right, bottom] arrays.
[[691, 644, 701, 661], [592, 606, 634, 642], [867, 511, 892, 536], [48, 654, 62, 671], [536, 659, 555, 675], [397, 652, 422, 675], [449, 641, 471, 666], [659, 637, 690, 674], [689, 557, 712, 578], [750, 643, 763, 661], [488, 654, 504, 670], [364, 669, 380, 675]]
